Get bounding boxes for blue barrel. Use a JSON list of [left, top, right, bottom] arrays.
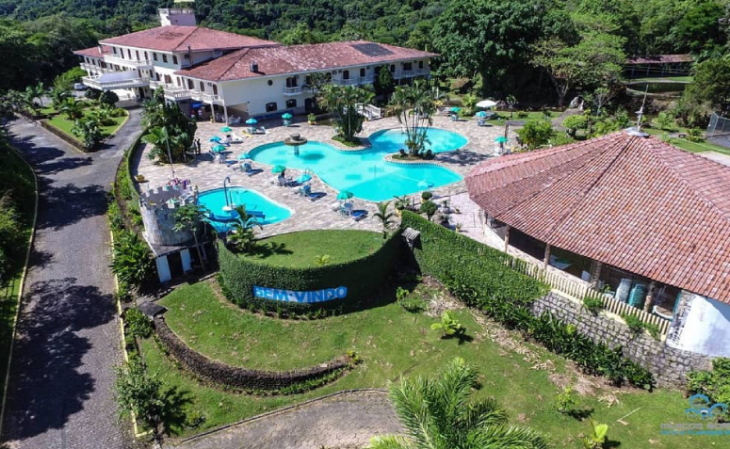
[[628, 283, 648, 309]]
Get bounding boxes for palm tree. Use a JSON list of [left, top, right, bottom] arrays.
[[173, 204, 209, 270], [318, 84, 375, 143], [369, 358, 549, 449], [389, 80, 436, 157], [71, 117, 103, 150], [22, 83, 45, 115], [49, 86, 71, 110], [60, 97, 84, 120], [374, 201, 394, 238], [226, 205, 262, 254]]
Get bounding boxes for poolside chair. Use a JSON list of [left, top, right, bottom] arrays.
[[340, 202, 354, 216], [241, 162, 262, 176], [296, 184, 312, 197], [330, 201, 342, 212], [351, 210, 368, 221]]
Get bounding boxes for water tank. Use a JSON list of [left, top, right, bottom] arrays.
[[628, 283, 648, 309]]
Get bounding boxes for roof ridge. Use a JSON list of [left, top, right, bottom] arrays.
[[488, 134, 627, 224], [640, 137, 730, 225], [216, 48, 251, 81], [544, 135, 640, 242], [174, 26, 200, 51]]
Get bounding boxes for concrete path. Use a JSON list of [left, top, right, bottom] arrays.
[[169, 390, 402, 449], [1, 111, 143, 449]]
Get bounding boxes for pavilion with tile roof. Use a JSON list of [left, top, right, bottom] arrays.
[[466, 129, 730, 357]]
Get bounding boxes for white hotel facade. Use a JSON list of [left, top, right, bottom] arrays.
[[75, 8, 435, 122]]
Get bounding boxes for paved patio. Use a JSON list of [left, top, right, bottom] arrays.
[[132, 115, 515, 236]]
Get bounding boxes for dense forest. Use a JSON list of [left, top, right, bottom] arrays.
[[0, 0, 728, 111]]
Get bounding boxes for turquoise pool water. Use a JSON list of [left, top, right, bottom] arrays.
[[250, 128, 466, 202], [198, 187, 291, 232]]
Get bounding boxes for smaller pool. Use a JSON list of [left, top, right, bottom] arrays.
[[197, 187, 291, 232], [369, 128, 468, 154]]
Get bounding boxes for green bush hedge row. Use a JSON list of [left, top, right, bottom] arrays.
[[401, 211, 654, 389], [400, 211, 548, 304], [217, 231, 403, 314]]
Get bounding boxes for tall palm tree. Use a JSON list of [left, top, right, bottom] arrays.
[[369, 358, 549, 449], [226, 205, 262, 254], [318, 84, 374, 143], [389, 80, 436, 157]]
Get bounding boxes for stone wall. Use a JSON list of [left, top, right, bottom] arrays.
[[154, 316, 349, 390], [532, 292, 713, 387]]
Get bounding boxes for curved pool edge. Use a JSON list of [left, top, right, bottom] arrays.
[[197, 186, 294, 228], [367, 127, 470, 153]]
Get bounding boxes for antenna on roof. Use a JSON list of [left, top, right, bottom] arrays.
[[625, 84, 649, 137]]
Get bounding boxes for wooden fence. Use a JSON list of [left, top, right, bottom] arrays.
[[511, 259, 672, 336]]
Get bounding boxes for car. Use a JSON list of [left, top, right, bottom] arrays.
[[73, 82, 87, 91]]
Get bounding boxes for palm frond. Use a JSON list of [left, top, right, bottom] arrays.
[[367, 435, 415, 449]]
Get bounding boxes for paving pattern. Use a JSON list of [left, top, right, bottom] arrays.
[[133, 116, 514, 237], [168, 390, 403, 449], [1, 113, 143, 449]]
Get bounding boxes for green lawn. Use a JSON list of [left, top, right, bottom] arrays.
[[46, 107, 128, 143], [0, 144, 36, 408], [145, 281, 706, 448], [629, 76, 693, 83], [643, 128, 730, 157], [240, 230, 385, 268]]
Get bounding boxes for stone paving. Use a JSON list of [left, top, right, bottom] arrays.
[[133, 115, 515, 237], [167, 390, 402, 449]]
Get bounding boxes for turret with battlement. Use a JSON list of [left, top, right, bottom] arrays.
[[140, 187, 196, 246]]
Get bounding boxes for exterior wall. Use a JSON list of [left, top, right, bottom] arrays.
[[666, 292, 730, 358], [532, 292, 713, 386]]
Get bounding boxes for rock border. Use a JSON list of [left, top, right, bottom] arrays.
[[154, 316, 349, 390]]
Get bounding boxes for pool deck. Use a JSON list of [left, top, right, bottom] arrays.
[[133, 116, 515, 236]]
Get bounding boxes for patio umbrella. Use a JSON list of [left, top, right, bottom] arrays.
[[495, 136, 508, 144], [475, 111, 487, 118], [450, 107, 461, 113], [209, 136, 222, 142], [272, 165, 286, 174], [221, 126, 232, 133], [336, 190, 354, 200], [417, 180, 433, 190], [237, 152, 250, 160], [212, 144, 226, 153], [296, 173, 312, 183], [246, 118, 258, 125], [282, 113, 293, 119], [476, 99, 497, 109]]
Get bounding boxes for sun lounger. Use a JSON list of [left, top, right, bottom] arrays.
[[351, 210, 368, 221]]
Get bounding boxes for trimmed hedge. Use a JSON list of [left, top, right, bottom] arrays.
[[217, 230, 403, 314], [400, 211, 548, 304], [401, 211, 654, 389]]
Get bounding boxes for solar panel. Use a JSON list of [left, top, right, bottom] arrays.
[[351, 43, 394, 57]]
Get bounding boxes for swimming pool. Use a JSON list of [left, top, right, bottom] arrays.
[[198, 187, 291, 232], [250, 128, 466, 202]]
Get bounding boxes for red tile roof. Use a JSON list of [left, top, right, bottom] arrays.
[[176, 41, 437, 81], [99, 26, 278, 52], [626, 54, 693, 64], [73, 45, 112, 58], [466, 131, 730, 303]]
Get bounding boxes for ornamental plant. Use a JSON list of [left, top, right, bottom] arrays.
[[431, 310, 465, 337]]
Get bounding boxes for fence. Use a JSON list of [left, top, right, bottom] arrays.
[[511, 258, 672, 337], [707, 112, 730, 149]]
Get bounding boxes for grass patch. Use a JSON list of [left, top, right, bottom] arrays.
[[644, 128, 730, 157], [332, 135, 361, 147], [241, 230, 384, 268], [145, 281, 706, 447], [0, 144, 36, 407], [46, 107, 127, 143]]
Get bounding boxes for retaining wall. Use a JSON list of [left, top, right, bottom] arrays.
[[154, 316, 348, 390], [532, 292, 713, 387]]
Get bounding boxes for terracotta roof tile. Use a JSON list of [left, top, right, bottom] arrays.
[[466, 131, 730, 303], [100, 26, 278, 52], [176, 41, 437, 81], [73, 45, 112, 58]]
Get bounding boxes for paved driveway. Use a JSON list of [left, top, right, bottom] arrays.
[[169, 390, 402, 449], [1, 111, 142, 449]]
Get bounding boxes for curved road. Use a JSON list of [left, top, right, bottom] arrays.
[[1, 111, 142, 449]]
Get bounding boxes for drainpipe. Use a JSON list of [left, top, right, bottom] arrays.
[[543, 244, 551, 270]]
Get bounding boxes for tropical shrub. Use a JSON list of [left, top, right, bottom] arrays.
[[686, 128, 704, 143], [582, 294, 604, 315], [318, 84, 373, 143], [687, 358, 730, 411], [114, 355, 166, 432], [111, 230, 155, 289], [583, 420, 609, 449], [99, 90, 119, 107], [555, 385, 578, 414], [72, 117, 103, 150], [517, 120, 554, 149], [419, 200, 438, 221], [653, 112, 674, 131], [563, 115, 588, 137], [124, 307, 153, 339], [431, 310, 465, 337]]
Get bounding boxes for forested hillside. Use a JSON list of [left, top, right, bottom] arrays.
[[0, 0, 728, 110]]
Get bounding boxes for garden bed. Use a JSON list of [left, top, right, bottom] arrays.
[[142, 280, 699, 448], [45, 106, 127, 143]]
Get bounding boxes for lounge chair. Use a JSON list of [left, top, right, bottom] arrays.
[[241, 162, 262, 176], [340, 202, 354, 216], [351, 210, 368, 221]]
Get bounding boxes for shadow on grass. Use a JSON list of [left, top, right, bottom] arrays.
[[246, 242, 294, 259], [566, 407, 594, 421], [160, 385, 194, 436]]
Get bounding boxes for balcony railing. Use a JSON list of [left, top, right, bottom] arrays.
[[397, 69, 429, 79], [82, 75, 150, 90], [359, 75, 375, 84], [103, 55, 153, 68], [191, 91, 221, 103], [334, 78, 360, 86], [283, 86, 303, 95]]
